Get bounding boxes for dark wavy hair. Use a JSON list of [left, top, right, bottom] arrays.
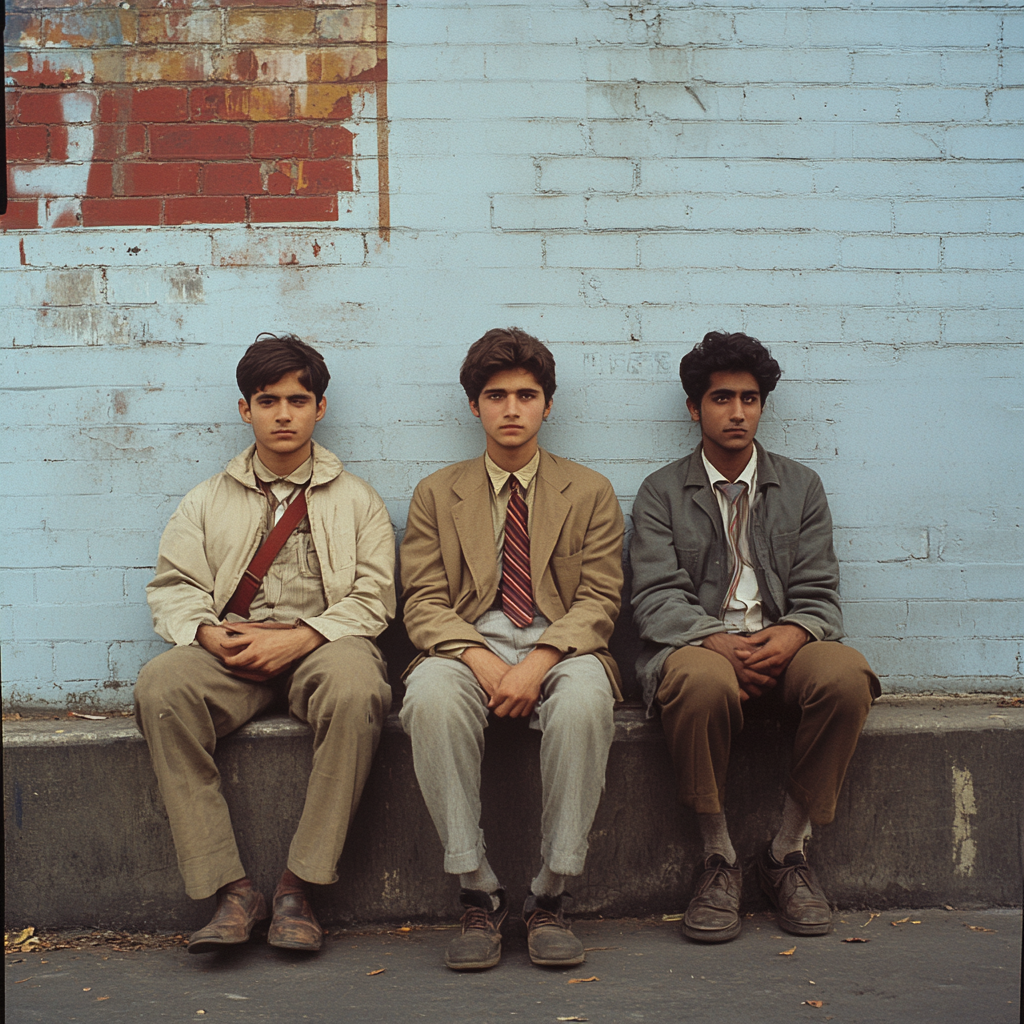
[[236, 333, 331, 403], [679, 331, 782, 405], [459, 327, 557, 404]]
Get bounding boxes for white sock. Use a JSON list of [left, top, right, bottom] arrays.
[[531, 865, 570, 897], [697, 812, 737, 865], [459, 856, 500, 905], [771, 794, 812, 862]]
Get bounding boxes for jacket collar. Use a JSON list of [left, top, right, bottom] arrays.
[[683, 440, 779, 493], [450, 449, 572, 593], [224, 440, 344, 491]]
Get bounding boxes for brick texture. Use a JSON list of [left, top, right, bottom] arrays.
[[2, 0, 385, 227]]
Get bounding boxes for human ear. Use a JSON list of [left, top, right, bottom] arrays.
[[315, 397, 327, 422], [238, 397, 252, 424], [685, 397, 700, 423], [469, 400, 481, 420], [543, 399, 552, 420]]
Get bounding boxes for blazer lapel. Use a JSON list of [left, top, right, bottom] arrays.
[[684, 446, 723, 542], [530, 450, 571, 588], [451, 456, 499, 596]]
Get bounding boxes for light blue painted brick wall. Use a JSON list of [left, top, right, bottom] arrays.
[[2, 0, 1022, 708]]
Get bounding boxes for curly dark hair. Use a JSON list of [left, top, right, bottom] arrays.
[[236, 332, 331, 403], [459, 327, 557, 404], [679, 331, 782, 405]]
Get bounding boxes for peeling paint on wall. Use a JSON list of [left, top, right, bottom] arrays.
[[951, 765, 978, 877], [3, 0, 389, 233]]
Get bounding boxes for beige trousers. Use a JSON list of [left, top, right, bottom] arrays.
[[134, 636, 391, 899], [657, 641, 879, 825]]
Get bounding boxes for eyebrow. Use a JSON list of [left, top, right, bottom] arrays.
[[482, 386, 542, 395], [708, 388, 759, 397]]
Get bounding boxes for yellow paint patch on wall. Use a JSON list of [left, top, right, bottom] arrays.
[[951, 765, 977, 876]]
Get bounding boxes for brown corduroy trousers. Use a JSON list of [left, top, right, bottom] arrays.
[[657, 641, 879, 825], [135, 636, 391, 900]]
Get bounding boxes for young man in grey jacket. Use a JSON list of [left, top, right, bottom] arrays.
[[630, 331, 879, 945], [135, 334, 395, 954]]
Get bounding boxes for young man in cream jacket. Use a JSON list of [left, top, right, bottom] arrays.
[[135, 333, 395, 954]]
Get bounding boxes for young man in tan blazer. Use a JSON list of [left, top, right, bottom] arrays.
[[400, 327, 624, 970]]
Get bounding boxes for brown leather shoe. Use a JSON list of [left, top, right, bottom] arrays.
[[682, 854, 742, 943], [757, 846, 833, 936], [267, 888, 323, 951], [445, 889, 508, 970], [188, 883, 268, 954], [523, 893, 585, 967]]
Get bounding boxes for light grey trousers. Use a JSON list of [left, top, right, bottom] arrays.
[[399, 610, 615, 878]]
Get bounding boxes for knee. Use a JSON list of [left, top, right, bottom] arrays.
[[134, 649, 195, 717], [800, 646, 877, 713], [660, 660, 737, 717], [399, 659, 480, 734]]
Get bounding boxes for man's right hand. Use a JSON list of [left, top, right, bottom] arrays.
[[460, 646, 512, 702], [700, 632, 776, 701], [196, 624, 275, 683]]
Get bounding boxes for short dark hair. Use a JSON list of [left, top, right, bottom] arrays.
[[679, 331, 782, 405], [236, 333, 331, 403], [459, 327, 557, 404]]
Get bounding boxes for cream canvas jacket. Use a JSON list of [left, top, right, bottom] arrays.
[[146, 441, 396, 646]]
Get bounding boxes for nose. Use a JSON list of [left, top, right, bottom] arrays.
[[729, 399, 746, 421]]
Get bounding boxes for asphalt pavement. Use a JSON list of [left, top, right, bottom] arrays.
[[6, 908, 1020, 1024]]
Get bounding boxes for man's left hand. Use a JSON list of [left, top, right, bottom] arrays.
[[219, 622, 326, 678], [488, 645, 562, 719], [737, 624, 810, 678]]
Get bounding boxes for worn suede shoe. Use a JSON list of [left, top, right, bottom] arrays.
[[187, 883, 268, 954], [682, 854, 742, 943], [757, 846, 833, 936], [267, 887, 323, 951], [523, 893, 585, 967], [445, 889, 508, 970]]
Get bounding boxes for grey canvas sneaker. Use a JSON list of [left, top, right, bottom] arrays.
[[522, 893, 585, 967], [444, 888, 508, 970]]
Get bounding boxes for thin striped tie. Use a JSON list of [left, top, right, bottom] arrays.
[[502, 476, 534, 628], [715, 480, 750, 618]]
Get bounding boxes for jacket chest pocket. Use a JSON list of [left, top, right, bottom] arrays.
[[764, 529, 799, 582], [298, 534, 322, 579]]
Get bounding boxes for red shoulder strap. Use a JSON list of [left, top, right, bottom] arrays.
[[220, 487, 309, 620]]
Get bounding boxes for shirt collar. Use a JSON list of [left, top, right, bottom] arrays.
[[484, 450, 541, 495], [252, 452, 314, 486], [701, 446, 757, 491]]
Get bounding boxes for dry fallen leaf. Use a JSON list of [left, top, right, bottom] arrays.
[[803, 1000, 824, 1008], [944, 905, 954, 911], [83, 988, 91, 992], [890, 917, 911, 926], [397, 927, 411, 933], [70, 712, 107, 721], [842, 937, 870, 943], [778, 947, 797, 956], [557, 1018, 589, 1022], [96, 996, 110, 1001], [366, 969, 386, 976], [966, 925, 996, 933], [583, 946, 618, 952], [8, 928, 35, 947], [567, 976, 600, 984], [860, 912, 880, 928], [661, 913, 684, 922]]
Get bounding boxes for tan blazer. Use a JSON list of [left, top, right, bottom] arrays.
[[400, 449, 625, 698]]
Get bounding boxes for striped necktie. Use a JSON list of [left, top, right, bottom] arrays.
[[715, 480, 750, 618], [502, 476, 534, 628]]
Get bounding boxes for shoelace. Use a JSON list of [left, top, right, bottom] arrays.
[[526, 907, 562, 930], [461, 905, 495, 931]]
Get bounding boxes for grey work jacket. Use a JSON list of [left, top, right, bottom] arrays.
[[629, 443, 845, 709]]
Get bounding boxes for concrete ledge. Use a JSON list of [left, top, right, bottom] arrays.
[[4, 697, 1023, 931]]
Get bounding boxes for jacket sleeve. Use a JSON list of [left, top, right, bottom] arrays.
[[303, 491, 396, 642], [146, 492, 223, 647], [629, 477, 728, 648], [535, 478, 624, 656], [400, 480, 492, 653], [770, 474, 844, 640]]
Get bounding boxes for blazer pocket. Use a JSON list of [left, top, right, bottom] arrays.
[[550, 551, 583, 610], [298, 535, 323, 579]]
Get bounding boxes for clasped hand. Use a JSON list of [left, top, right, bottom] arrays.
[[701, 624, 809, 701], [196, 622, 325, 682], [460, 644, 562, 718]]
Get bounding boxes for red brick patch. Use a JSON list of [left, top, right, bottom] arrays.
[[203, 161, 263, 195], [7, 126, 49, 161], [132, 87, 189, 123], [149, 124, 251, 160], [250, 194, 337, 222], [81, 197, 162, 227], [0, 202, 41, 231], [165, 196, 247, 224]]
